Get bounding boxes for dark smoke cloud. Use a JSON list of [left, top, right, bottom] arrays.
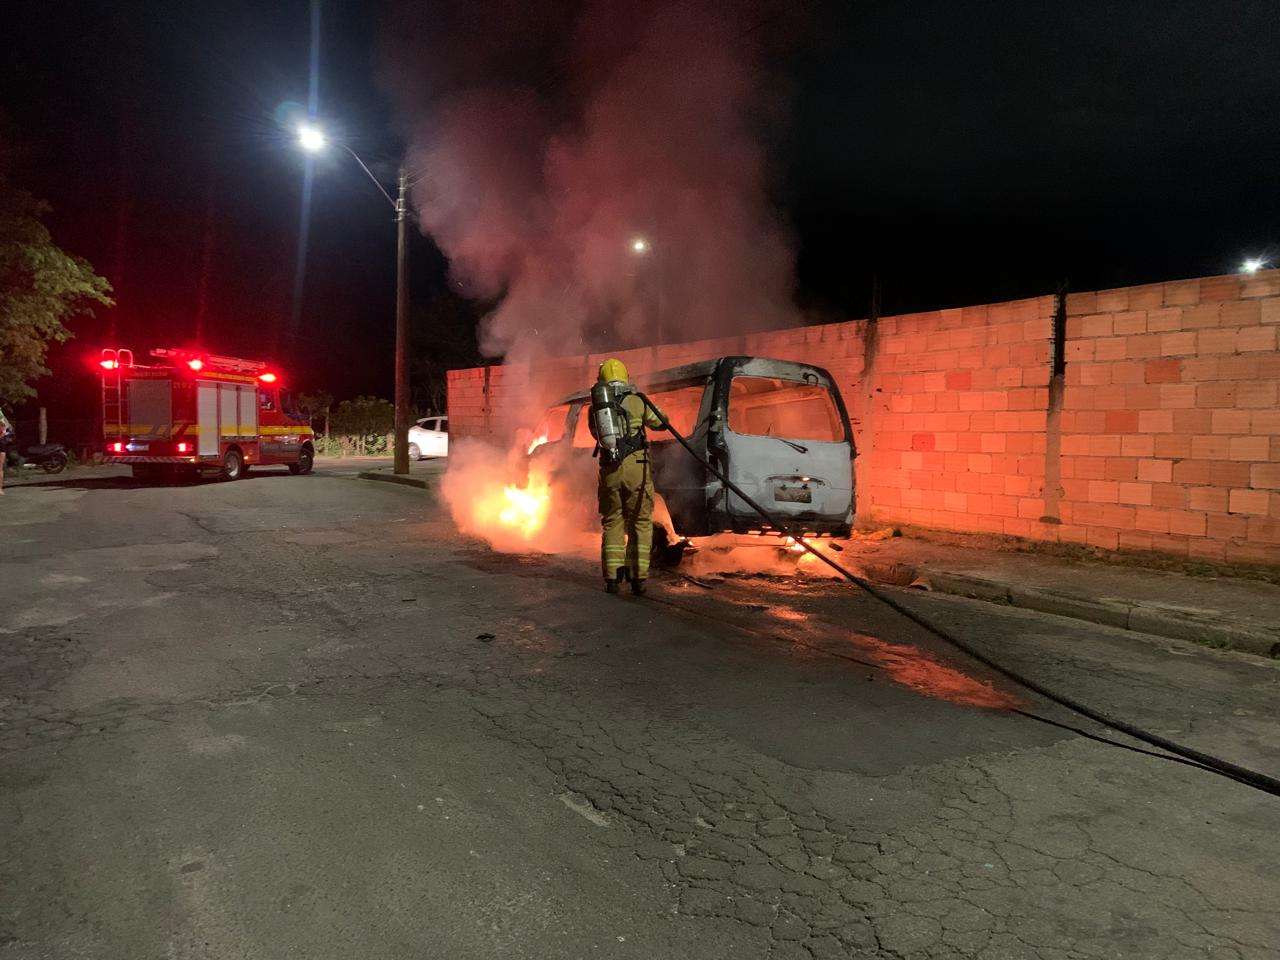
[[383, 0, 800, 363]]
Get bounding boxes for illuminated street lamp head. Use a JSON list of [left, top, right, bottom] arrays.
[[630, 236, 650, 255], [1240, 257, 1265, 274], [297, 123, 327, 153]]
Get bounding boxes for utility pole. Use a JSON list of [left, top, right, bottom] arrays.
[[393, 165, 411, 475]]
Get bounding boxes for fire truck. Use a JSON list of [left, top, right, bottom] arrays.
[[99, 347, 315, 481]]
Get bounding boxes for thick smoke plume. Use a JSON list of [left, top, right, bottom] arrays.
[[384, 0, 798, 364]]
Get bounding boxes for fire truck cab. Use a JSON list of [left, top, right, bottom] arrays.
[[100, 347, 315, 481]]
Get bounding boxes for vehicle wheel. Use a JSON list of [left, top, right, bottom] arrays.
[[42, 452, 68, 474], [407, 442, 421, 461], [288, 446, 314, 476], [220, 448, 243, 481]]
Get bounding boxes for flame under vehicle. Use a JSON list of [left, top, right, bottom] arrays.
[[99, 348, 315, 481], [529, 356, 856, 539]]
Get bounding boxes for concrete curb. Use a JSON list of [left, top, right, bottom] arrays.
[[925, 571, 1279, 658], [356, 471, 436, 492]]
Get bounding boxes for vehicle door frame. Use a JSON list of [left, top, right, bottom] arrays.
[[705, 356, 856, 533]]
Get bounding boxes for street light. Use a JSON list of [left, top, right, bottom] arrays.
[[294, 123, 412, 476], [630, 236, 649, 255], [1240, 257, 1266, 274], [297, 123, 326, 153]]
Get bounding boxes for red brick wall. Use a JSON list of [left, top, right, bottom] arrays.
[[1059, 274, 1280, 563], [447, 269, 1280, 564]]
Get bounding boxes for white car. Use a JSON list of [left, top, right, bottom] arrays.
[[407, 416, 448, 459]]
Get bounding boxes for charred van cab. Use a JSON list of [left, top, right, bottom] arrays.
[[528, 357, 856, 539]]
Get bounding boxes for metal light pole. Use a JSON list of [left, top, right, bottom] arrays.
[[296, 123, 412, 475], [393, 166, 410, 475]]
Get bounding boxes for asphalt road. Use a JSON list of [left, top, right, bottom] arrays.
[[2, 462, 1278, 959]]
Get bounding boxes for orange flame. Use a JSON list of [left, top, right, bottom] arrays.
[[473, 474, 552, 539]]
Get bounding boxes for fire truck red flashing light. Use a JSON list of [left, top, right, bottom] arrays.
[[98, 347, 315, 481]]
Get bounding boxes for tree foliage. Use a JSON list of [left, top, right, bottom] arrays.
[[326, 395, 395, 455], [410, 286, 487, 415], [0, 180, 113, 404]]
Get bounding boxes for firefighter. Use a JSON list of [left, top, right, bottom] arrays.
[[589, 358, 667, 595]]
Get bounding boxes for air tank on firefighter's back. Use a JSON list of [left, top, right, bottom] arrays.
[[589, 379, 628, 463]]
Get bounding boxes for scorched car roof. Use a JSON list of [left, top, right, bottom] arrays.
[[553, 356, 827, 406]]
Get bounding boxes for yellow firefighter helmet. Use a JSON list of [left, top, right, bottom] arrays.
[[598, 358, 628, 383]]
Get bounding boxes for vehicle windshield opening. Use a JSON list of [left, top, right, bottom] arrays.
[[727, 376, 844, 442]]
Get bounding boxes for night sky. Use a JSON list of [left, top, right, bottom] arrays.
[[5, 0, 1278, 423]]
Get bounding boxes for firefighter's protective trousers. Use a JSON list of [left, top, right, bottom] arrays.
[[598, 393, 663, 581]]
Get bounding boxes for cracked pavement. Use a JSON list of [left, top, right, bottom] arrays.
[[1, 465, 1278, 958]]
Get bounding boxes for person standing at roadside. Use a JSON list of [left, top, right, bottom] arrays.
[[0, 408, 14, 495]]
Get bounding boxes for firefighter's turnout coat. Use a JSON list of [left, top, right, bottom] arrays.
[[593, 390, 664, 582]]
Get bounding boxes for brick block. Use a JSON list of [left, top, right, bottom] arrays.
[[1207, 512, 1247, 541], [1211, 409, 1252, 434], [1220, 299, 1262, 326], [1104, 410, 1138, 433], [1261, 297, 1280, 325], [1147, 308, 1183, 332], [1118, 482, 1153, 506], [1180, 304, 1221, 328], [1180, 357, 1218, 381], [1113, 311, 1147, 335], [1117, 436, 1156, 462], [1118, 530, 1155, 551], [1248, 518, 1280, 545], [1160, 332, 1197, 356], [1237, 325, 1277, 352], [1088, 435, 1123, 457], [1154, 434, 1192, 459], [1104, 457, 1138, 481], [1168, 510, 1208, 537], [1198, 328, 1238, 354], [1164, 281, 1201, 307], [1196, 383, 1236, 408], [1093, 337, 1127, 361], [1134, 508, 1171, 533], [1228, 436, 1270, 461], [1252, 462, 1280, 490], [1172, 409, 1213, 434], [1151, 483, 1186, 509], [1137, 459, 1173, 483], [1144, 358, 1181, 383], [1188, 486, 1228, 512], [1087, 527, 1120, 549], [1191, 435, 1231, 460], [1109, 360, 1145, 384], [1229, 489, 1270, 516], [1125, 334, 1163, 358], [1138, 409, 1174, 433], [1200, 275, 1241, 302], [1250, 410, 1280, 435], [1238, 383, 1278, 409], [1088, 480, 1119, 503], [1209, 460, 1252, 487]]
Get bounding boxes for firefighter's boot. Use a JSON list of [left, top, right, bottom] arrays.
[[630, 578, 647, 597]]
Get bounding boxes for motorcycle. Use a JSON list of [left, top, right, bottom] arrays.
[[5, 443, 70, 474]]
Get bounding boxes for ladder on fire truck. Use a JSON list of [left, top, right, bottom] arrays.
[[149, 348, 266, 376], [99, 348, 134, 437]]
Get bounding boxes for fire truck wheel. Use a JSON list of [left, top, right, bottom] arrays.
[[220, 448, 244, 481], [289, 446, 314, 476]]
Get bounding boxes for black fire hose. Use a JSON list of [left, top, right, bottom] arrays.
[[638, 393, 1280, 799]]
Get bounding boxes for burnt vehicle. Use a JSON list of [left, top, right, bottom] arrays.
[[528, 356, 856, 539]]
